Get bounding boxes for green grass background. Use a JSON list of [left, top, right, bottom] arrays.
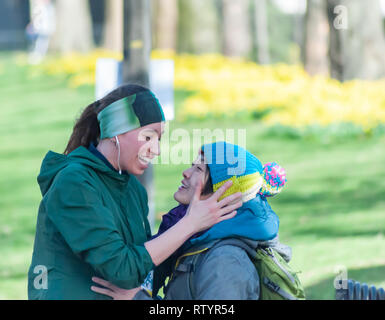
[[0, 53, 384, 299]]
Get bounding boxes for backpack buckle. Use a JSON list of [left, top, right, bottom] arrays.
[[176, 262, 195, 273]]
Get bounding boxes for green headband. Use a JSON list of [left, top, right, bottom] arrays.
[[97, 90, 165, 139]]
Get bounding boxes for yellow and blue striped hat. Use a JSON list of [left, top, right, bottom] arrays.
[[201, 142, 286, 202]]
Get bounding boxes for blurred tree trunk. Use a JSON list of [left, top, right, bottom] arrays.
[[222, 0, 252, 58], [305, 0, 329, 76], [152, 0, 178, 51], [51, 0, 93, 53], [103, 0, 123, 52], [293, 11, 305, 64], [254, 0, 269, 64], [327, 0, 385, 81], [178, 0, 220, 54]]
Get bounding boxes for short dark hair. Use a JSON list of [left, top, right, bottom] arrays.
[[201, 165, 213, 196]]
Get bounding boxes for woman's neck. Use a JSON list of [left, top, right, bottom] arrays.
[[96, 139, 119, 171]]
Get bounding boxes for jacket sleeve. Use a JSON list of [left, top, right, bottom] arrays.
[[194, 245, 259, 300], [43, 169, 154, 289], [135, 177, 152, 240]]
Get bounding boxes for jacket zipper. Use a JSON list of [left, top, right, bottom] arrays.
[[263, 248, 296, 284]]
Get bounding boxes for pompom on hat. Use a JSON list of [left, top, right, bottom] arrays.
[[259, 162, 287, 197], [201, 142, 287, 202]]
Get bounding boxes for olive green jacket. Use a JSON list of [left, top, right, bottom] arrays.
[[28, 147, 154, 300]]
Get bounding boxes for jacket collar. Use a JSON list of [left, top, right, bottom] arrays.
[[68, 146, 131, 184]]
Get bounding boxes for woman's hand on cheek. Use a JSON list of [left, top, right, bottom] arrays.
[[184, 180, 242, 233], [91, 277, 141, 300]]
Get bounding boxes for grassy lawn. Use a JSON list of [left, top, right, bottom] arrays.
[[1, 53, 384, 300]]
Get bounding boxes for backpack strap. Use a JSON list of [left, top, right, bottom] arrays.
[[197, 239, 298, 300], [187, 238, 258, 299], [187, 252, 202, 299], [209, 238, 258, 260], [262, 277, 297, 300], [170, 247, 210, 281], [166, 246, 211, 299]]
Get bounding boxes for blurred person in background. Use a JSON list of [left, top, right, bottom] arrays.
[[26, 0, 56, 64]]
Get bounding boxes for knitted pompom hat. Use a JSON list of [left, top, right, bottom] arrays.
[[259, 161, 287, 197], [201, 142, 286, 202]]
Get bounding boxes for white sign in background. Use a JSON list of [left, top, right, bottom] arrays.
[[149, 59, 175, 121], [95, 58, 122, 101], [95, 58, 175, 121]]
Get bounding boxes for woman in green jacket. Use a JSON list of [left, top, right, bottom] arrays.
[[27, 84, 242, 300]]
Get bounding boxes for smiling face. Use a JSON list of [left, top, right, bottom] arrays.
[[173, 153, 213, 205], [117, 122, 164, 175]]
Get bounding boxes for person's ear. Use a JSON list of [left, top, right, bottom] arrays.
[[110, 136, 119, 147]]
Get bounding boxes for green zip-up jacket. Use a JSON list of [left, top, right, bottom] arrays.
[[28, 147, 154, 300]]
